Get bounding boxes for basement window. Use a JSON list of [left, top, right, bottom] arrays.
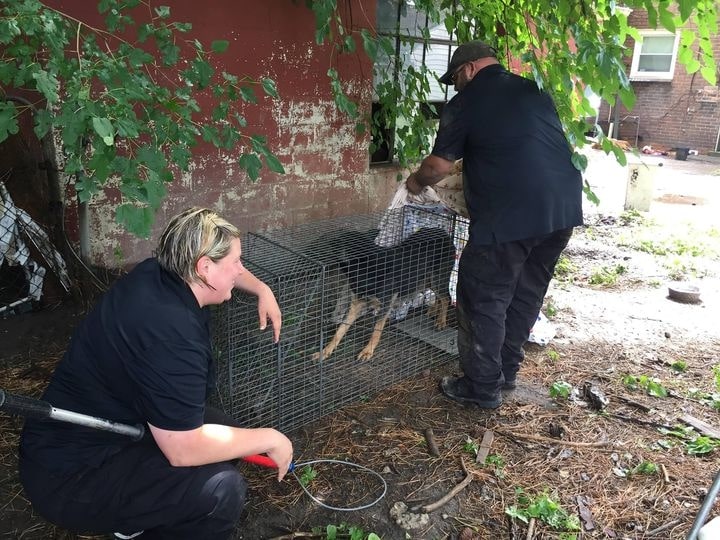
[[371, 0, 457, 164], [629, 30, 679, 81]]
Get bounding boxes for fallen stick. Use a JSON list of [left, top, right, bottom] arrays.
[[646, 518, 682, 537], [416, 457, 474, 513], [607, 412, 674, 431], [268, 533, 319, 540], [496, 429, 611, 448], [679, 414, 720, 439], [424, 428, 440, 457], [525, 517, 536, 540], [476, 429, 494, 464], [660, 463, 671, 483]]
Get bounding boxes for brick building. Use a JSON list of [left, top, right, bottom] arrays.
[[597, 8, 720, 155]]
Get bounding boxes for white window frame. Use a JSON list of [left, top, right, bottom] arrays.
[[629, 30, 680, 82]]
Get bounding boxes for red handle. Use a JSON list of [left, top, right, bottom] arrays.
[[243, 454, 278, 468], [243, 454, 295, 472]]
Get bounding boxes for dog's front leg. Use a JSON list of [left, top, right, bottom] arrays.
[[312, 297, 366, 361], [358, 293, 398, 361], [434, 295, 450, 330]]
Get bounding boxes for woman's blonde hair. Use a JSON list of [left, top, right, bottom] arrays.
[[157, 207, 241, 284]]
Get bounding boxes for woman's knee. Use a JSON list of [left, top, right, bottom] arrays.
[[205, 466, 248, 523]]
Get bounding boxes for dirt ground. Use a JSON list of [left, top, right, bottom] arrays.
[[2, 151, 720, 540]]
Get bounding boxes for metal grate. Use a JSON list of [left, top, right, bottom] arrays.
[[211, 206, 470, 432]]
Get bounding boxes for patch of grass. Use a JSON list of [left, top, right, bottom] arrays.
[[588, 264, 627, 286], [506, 488, 581, 538], [298, 465, 318, 487], [545, 302, 558, 318], [629, 461, 658, 476], [619, 209, 646, 226], [670, 360, 687, 373], [622, 374, 668, 397], [463, 436, 479, 457], [553, 255, 577, 281], [547, 349, 560, 362], [312, 523, 381, 540], [549, 380, 572, 399], [483, 453, 506, 478], [656, 426, 719, 455]]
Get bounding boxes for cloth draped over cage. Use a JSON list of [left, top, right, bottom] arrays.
[[0, 180, 71, 314], [374, 159, 467, 248]]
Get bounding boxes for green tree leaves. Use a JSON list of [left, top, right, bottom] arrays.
[[0, 0, 284, 238], [309, 0, 718, 169]]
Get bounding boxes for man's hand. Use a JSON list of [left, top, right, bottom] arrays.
[[406, 154, 455, 195], [406, 172, 424, 195], [257, 284, 282, 342]]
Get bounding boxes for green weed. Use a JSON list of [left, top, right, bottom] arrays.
[[483, 453, 506, 478], [312, 523, 381, 540], [553, 256, 577, 281], [629, 461, 658, 476], [463, 436, 479, 457], [657, 426, 720, 456], [619, 209, 646, 226], [549, 381, 572, 399], [299, 465, 318, 487], [670, 360, 687, 373], [506, 488, 581, 537], [589, 264, 626, 286], [547, 350, 560, 362], [622, 374, 668, 397]]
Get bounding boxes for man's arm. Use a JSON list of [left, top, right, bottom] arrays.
[[235, 269, 282, 342], [149, 423, 293, 481], [406, 154, 455, 194]]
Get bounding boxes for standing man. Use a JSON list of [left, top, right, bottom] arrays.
[[406, 41, 583, 408], [19, 207, 293, 539]]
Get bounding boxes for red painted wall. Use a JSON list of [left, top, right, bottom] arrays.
[[39, 0, 404, 266]]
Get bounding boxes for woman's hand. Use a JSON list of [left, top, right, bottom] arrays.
[[257, 284, 282, 342], [266, 430, 294, 482]]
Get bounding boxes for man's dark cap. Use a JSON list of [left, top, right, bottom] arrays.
[[438, 41, 497, 85]]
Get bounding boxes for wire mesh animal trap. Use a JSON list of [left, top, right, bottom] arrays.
[[211, 206, 469, 432]]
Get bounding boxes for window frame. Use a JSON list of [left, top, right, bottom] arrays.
[[370, 0, 458, 165], [629, 30, 680, 82]]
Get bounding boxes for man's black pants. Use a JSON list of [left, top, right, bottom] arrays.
[[456, 228, 574, 395], [19, 408, 247, 540]]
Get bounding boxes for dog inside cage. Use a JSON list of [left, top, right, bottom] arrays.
[[212, 208, 465, 432], [309, 226, 456, 361]]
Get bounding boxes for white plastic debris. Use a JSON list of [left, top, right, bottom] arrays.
[[528, 312, 555, 345]]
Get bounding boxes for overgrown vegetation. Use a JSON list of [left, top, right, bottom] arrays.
[[308, 0, 718, 171], [1, 0, 283, 237]]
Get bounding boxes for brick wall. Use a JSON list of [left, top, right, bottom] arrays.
[[597, 9, 720, 153]]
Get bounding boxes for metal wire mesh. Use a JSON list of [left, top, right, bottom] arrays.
[[211, 206, 470, 432]]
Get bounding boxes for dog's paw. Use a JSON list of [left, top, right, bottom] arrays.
[[357, 347, 375, 361], [311, 347, 334, 361]]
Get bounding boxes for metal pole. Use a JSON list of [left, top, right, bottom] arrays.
[[0, 389, 144, 441], [687, 471, 720, 540]]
